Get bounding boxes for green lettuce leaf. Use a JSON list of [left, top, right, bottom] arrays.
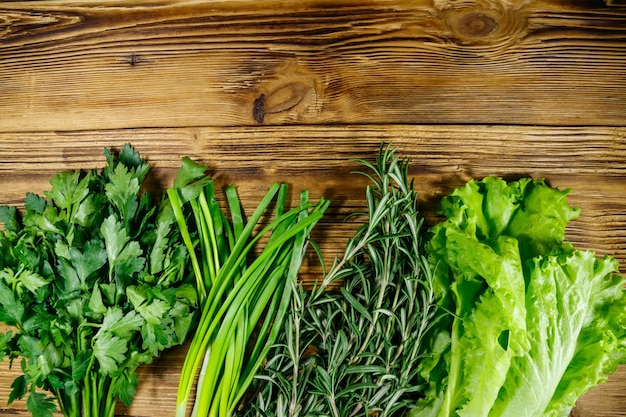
[[411, 176, 626, 417], [490, 249, 626, 417]]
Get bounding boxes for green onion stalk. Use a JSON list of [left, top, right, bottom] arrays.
[[168, 158, 329, 417]]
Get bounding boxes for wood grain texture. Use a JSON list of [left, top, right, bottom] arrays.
[[1, 0, 626, 131], [0, 126, 624, 273], [1, 0, 626, 416]]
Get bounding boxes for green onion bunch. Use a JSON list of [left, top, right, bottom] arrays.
[[167, 157, 329, 417]]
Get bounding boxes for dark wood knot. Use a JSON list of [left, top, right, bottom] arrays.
[[253, 81, 310, 124], [253, 94, 266, 123], [445, 5, 529, 46], [455, 12, 498, 38]]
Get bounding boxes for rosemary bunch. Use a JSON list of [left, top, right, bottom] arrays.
[[240, 144, 440, 417]]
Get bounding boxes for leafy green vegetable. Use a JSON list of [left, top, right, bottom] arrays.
[[168, 157, 329, 417], [0, 145, 197, 417], [242, 144, 440, 417], [411, 176, 626, 417]]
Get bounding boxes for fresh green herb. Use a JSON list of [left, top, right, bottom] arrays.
[[0, 145, 197, 417], [241, 144, 440, 416], [167, 157, 329, 417], [411, 177, 626, 417]]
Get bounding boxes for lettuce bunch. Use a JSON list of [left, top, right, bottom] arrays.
[[412, 177, 626, 417]]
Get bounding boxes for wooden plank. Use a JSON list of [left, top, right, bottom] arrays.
[[576, 366, 626, 417], [1, 125, 624, 269], [1, 0, 625, 131]]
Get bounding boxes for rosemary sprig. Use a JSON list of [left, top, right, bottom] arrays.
[[240, 144, 441, 417]]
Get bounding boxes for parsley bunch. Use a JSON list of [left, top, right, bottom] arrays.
[[0, 145, 198, 417]]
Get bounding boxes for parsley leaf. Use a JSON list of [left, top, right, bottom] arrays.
[[93, 331, 127, 373], [0, 206, 19, 233], [105, 164, 141, 220], [0, 278, 25, 324], [43, 171, 91, 215], [101, 215, 144, 279], [26, 391, 57, 417]]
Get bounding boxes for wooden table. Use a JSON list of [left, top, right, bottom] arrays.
[[1, 1, 625, 416]]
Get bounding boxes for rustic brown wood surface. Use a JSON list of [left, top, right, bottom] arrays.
[[1, 0, 625, 416]]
